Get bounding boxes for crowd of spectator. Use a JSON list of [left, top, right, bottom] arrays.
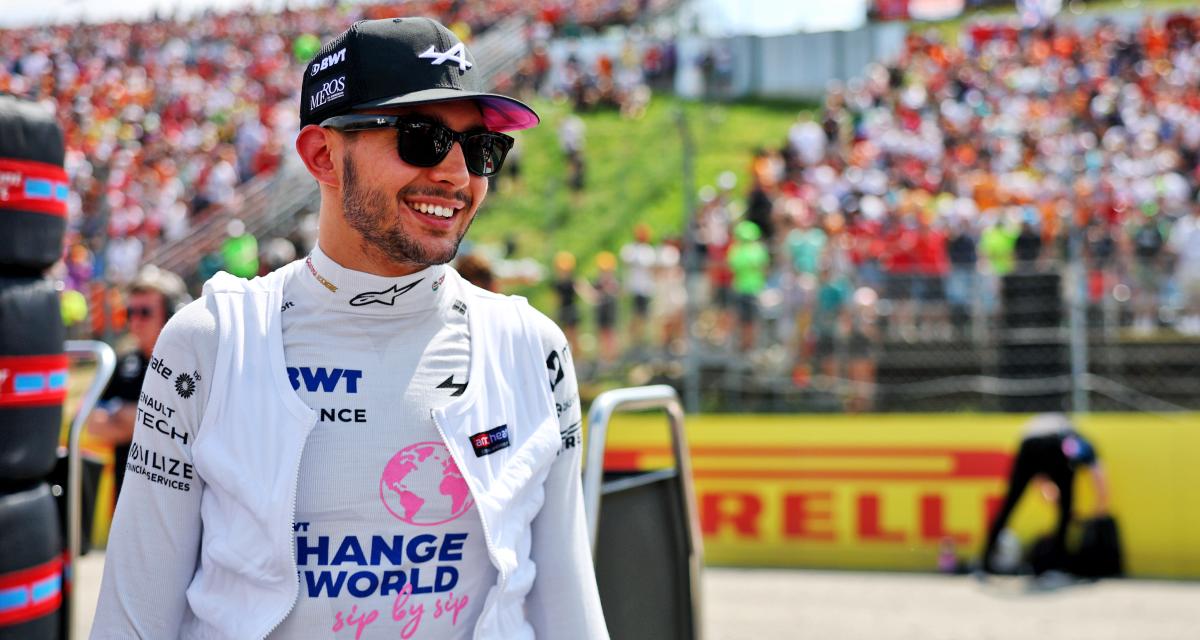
[[463, 12, 1200, 412], [494, 20, 675, 122], [694, 11, 1200, 392], [16, 3, 1200, 412], [0, 0, 675, 297]]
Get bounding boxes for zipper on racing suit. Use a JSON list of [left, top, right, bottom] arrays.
[[259, 421, 315, 639], [431, 409, 509, 640]]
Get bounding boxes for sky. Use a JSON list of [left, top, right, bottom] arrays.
[[0, 0, 869, 34], [702, 0, 868, 36]]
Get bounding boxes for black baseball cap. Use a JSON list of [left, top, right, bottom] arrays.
[[300, 17, 539, 132]]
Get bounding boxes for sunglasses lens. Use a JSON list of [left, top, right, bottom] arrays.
[[466, 135, 509, 177], [395, 122, 511, 177], [397, 123, 451, 167]]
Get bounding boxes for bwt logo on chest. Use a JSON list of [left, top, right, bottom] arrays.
[[288, 367, 364, 393]]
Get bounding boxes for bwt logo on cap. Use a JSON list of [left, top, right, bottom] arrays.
[[310, 48, 347, 77]]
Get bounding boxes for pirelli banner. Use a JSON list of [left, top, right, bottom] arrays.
[[600, 413, 1200, 579]]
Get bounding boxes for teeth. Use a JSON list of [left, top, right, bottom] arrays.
[[409, 202, 454, 218]]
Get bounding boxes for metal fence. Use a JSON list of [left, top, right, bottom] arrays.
[[597, 246, 1200, 416], [671, 23, 907, 102]]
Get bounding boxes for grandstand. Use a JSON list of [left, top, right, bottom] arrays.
[[4, 1, 1200, 416]]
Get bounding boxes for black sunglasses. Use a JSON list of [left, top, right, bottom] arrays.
[[320, 114, 513, 178]]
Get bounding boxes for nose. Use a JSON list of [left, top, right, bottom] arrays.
[[428, 140, 471, 189]]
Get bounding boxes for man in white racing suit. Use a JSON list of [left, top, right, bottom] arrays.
[[92, 17, 609, 640]]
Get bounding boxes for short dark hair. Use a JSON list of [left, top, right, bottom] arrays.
[[130, 265, 188, 319]]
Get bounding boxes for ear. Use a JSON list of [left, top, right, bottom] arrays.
[[295, 124, 340, 189]]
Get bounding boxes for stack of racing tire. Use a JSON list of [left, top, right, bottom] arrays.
[[0, 94, 71, 639]]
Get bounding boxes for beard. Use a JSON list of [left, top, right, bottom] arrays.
[[341, 153, 474, 268]]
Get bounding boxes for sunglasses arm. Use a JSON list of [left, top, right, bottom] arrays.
[[319, 114, 399, 132]]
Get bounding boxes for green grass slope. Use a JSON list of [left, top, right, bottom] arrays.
[[471, 95, 807, 310]]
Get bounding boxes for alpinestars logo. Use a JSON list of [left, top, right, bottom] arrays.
[[174, 371, 199, 399], [437, 375, 467, 397], [349, 280, 424, 306], [418, 43, 472, 72]]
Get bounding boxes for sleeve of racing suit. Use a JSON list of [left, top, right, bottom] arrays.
[[525, 314, 610, 639], [90, 297, 217, 639]]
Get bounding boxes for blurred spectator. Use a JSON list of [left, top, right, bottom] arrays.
[[728, 220, 769, 351], [946, 217, 979, 336], [559, 114, 587, 194], [783, 202, 825, 363], [456, 253, 498, 292], [1169, 204, 1200, 335], [788, 113, 827, 168], [592, 251, 620, 367], [845, 287, 881, 413], [1014, 217, 1043, 271], [259, 236, 298, 275], [620, 223, 658, 348], [491, 131, 523, 194], [697, 181, 736, 342], [811, 261, 851, 382], [980, 217, 1018, 318], [86, 265, 186, 507], [220, 219, 258, 279], [655, 236, 687, 354], [746, 149, 782, 244], [785, 206, 827, 281], [911, 216, 950, 338], [552, 250, 583, 356], [199, 145, 241, 212], [1129, 209, 1165, 334], [979, 414, 1110, 576]]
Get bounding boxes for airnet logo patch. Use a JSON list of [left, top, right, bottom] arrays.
[[469, 425, 510, 458]]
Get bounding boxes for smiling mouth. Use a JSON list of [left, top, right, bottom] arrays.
[[406, 201, 460, 218]]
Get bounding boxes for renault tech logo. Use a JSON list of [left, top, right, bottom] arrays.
[[418, 43, 472, 72]]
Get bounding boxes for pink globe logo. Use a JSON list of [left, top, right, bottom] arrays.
[[379, 442, 473, 526]]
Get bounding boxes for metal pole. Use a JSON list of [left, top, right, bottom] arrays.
[[1067, 222, 1090, 413], [582, 384, 704, 640], [583, 384, 701, 559], [64, 340, 116, 640], [675, 108, 700, 413]]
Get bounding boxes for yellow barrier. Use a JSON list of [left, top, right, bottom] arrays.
[[601, 413, 1200, 578], [78, 401, 1199, 578]]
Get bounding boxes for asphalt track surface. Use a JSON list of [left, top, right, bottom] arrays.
[[75, 555, 1200, 639]]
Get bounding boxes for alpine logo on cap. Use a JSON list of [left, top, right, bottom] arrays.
[[418, 43, 472, 72]]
